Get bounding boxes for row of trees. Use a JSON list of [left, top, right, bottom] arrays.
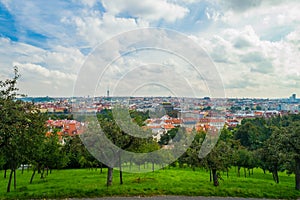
[[0, 86, 105, 192], [176, 115, 300, 190], [235, 115, 300, 190], [0, 68, 70, 192], [81, 110, 300, 190]]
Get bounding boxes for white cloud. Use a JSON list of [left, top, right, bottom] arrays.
[[1, 0, 300, 98], [15, 62, 76, 81], [15, 62, 77, 97], [62, 11, 149, 48], [101, 0, 189, 22], [192, 23, 300, 97], [286, 30, 300, 45], [0, 37, 84, 96], [217, 1, 300, 42]]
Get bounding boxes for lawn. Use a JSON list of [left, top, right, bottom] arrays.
[[0, 167, 300, 199]]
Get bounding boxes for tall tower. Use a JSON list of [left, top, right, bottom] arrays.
[[107, 89, 109, 98]]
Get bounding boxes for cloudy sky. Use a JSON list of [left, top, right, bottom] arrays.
[[0, 0, 299, 98]]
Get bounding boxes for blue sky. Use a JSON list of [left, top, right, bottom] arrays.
[[0, 0, 299, 98]]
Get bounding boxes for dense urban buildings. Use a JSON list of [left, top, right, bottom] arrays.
[[21, 94, 300, 139]]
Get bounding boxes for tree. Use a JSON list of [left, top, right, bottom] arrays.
[[258, 127, 285, 183], [158, 127, 180, 145], [129, 110, 149, 126], [281, 122, 300, 190], [83, 114, 136, 186], [0, 67, 59, 191], [256, 105, 262, 110], [0, 67, 49, 192], [261, 114, 300, 190], [202, 140, 233, 186], [0, 67, 27, 192], [234, 121, 261, 150], [22, 108, 48, 183], [63, 135, 97, 169], [183, 130, 206, 170]]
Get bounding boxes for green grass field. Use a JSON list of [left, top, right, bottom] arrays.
[[1, 167, 300, 199]]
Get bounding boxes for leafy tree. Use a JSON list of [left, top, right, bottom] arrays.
[[0, 67, 51, 192], [258, 127, 285, 183], [22, 108, 48, 183], [281, 122, 300, 190], [202, 140, 234, 186], [83, 114, 136, 186], [129, 110, 149, 126], [184, 130, 206, 170], [234, 121, 261, 150], [256, 105, 262, 110], [63, 135, 97, 169], [0, 67, 27, 192], [158, 127, 180, 145]]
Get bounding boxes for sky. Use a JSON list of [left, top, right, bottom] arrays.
[[0, 0, 299, 98]]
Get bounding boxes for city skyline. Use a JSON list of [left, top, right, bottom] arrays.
[[0, 0, 300, 98]]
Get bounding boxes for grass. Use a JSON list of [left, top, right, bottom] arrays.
[[0, 166, 300, 199]]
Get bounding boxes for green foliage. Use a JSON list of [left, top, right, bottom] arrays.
[[0, 67, 37, 192], [234, 118, 272, 150], [158, 127, 180, 145], [0, 68, 68, 191], [129, 110, 149, 126], [62, 135, 98, 169], [47, 114, 74, 120], [234, 114, 300, 189]]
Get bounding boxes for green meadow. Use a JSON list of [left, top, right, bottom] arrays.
[[1, 167, 300, 199]]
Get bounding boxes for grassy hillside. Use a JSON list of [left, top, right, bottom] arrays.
[[0, 167, 299, 199]]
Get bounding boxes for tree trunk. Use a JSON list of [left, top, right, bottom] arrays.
[[295, 158, 300, 190], [119, 170, 123, 185], [22, 165, 24, 174], [119, 154, 123, 185], [244, 168, 246, 178], [13, 169, 16, 190], [7, 169, 13, 192], [107, 167, 113, 187], [209, 170, 212, 182], [30, 169, 36, 184], [40, 168, 44, 179], [272, 167, 279, 184], [152, 161, 155, 172], [212, 169, 219, 186], [4, 169, 6, 178], [100, 163, 103, 174], [237, 166, 240, 177]]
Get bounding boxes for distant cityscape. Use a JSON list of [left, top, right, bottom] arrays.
[[21, 93, 300, 142], [22, 93, 299, 115]]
